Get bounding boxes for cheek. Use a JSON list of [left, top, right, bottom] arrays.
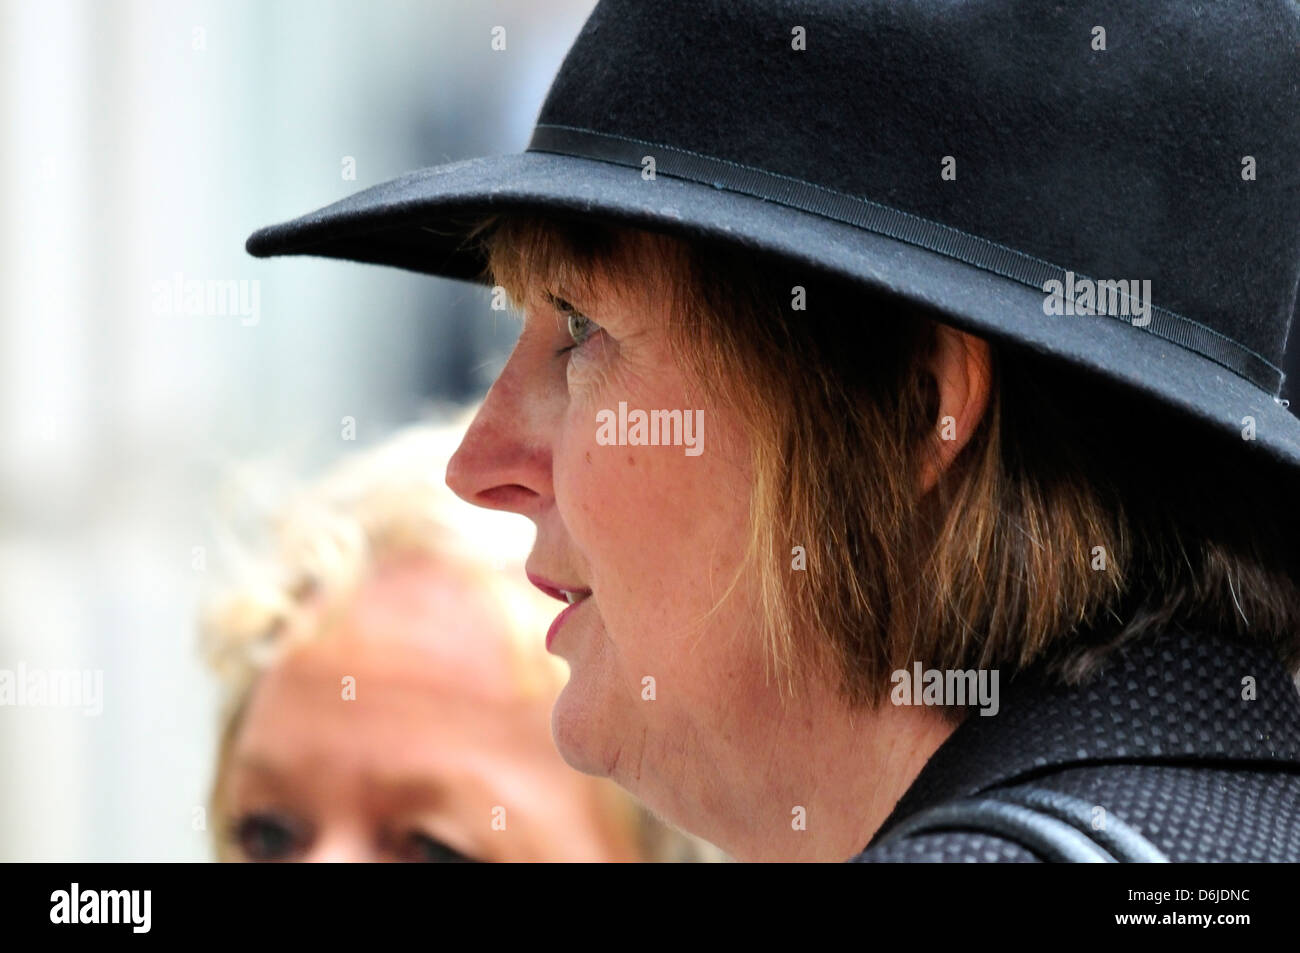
[[554, 384, 755, 661]]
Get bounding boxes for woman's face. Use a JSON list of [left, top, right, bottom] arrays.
[[447, 259, 779, 819], [220, 555, 638, 862]]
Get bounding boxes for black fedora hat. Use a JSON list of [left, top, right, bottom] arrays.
[[246, 0, 1300, 472]]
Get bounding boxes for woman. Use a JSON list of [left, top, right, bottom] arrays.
[[244, 1, 1300, 861], [202, 419, 725, 862]]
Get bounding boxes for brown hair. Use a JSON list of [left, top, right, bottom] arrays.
[[471, 212, 1300, 717]]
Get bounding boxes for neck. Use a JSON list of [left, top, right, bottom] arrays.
[[624, 665, 961, 858], [646, 680, 963, 862]]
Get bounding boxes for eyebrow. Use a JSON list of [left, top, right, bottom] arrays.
[[228, 755, 294, 793], [364, 772, 457, 809], [229, 754, 459, 809]]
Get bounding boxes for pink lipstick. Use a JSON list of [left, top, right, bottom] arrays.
[[527, 572, 592, 650]]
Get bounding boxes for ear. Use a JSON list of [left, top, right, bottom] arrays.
[[917, 325, 993, 495]]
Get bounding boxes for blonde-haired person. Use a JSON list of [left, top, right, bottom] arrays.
[[201, 415, 725, 863]]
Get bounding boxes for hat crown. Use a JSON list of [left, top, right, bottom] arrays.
[[535, 0, 1300, 385]]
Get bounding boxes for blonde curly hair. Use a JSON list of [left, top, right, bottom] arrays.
[[199, 410, 728, 863]]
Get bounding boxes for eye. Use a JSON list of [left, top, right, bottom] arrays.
[[232, 811, 306, 862], [549, 294, 601, 353], [396, 830, 481, 863], [567, 310, 596, 347]]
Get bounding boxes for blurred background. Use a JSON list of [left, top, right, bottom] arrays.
[[0, 0, 598, 861]]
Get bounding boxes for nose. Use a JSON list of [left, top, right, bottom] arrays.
[[446, 343, 555, 520], [302, 829, 373, 863]]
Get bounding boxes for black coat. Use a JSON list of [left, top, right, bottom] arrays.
[[851, 627, 1300, 861]]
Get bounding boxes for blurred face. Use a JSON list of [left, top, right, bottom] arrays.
[[446, 255, 780, 824], [220, 555, 638, 862]]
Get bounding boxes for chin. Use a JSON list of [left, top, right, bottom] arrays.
[[550, 675, 621, 779]]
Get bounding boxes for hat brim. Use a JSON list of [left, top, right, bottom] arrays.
[[245, 151, 1300, 474]]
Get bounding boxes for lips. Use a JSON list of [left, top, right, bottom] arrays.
[[527, 572, 592, 649]]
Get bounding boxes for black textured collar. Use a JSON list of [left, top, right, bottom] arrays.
[[868, 626, 1300, 845]]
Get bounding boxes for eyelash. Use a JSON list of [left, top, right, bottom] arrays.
[[229, 810, 481, 863], [549, 294, 598, 356], [230, 810, 307, 862]]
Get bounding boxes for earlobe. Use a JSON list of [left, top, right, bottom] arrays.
[[917, 327, 992, 495]]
